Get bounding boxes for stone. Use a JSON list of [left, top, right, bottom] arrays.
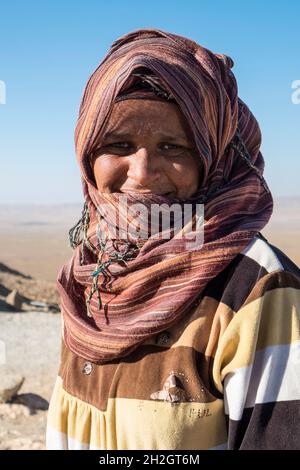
[[5, 289, 23, 311], [13, 393, 49, 410], [0, 371, 25, 403]]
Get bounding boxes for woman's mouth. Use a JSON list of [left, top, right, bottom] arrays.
[[119, 189, 176, 196]]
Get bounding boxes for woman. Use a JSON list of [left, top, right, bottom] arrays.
[[46, 28, 300, 450]]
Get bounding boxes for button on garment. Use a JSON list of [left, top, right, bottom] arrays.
[[82, 362, 93, 375], [155, 330, 171, 345]]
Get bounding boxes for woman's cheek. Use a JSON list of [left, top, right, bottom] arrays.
[[170, 158, 199, 192], [94, 155, 127, 191]]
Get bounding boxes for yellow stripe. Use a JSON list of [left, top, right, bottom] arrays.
[[47, 376, 227, 450], [168, 299, 234, 354], [212, 286, 300, 392]]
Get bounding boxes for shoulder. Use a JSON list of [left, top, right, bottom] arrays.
[[243, 232, 300, 278], [204, 232, 300, 314], [240, 232, 300, 306], [211, 234, 300, 398]]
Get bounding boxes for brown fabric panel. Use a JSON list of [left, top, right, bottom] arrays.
[[144, 296, 234, 355], [59, 295, 237, 410], [242, 269, 300, 308], [58, 296, 235, 410], [59, 339, 220, 411]]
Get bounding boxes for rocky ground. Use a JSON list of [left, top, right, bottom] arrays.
[[0, 204, 80, 450], [0, 311, 61, 450], [0, 262, 60, 313], [0, 254, 62, 450]]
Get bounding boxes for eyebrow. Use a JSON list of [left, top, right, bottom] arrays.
[[102, 131, 188, 143]]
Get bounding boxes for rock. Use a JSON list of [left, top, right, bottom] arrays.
[[0, 298, 15, 312], [5, 289, 23, 311], [0, 371, 25, 403], [13, 393, 49, 410], [29, 300, 49, 308], [47, 303, 60, 313], [29, 300, 60, 313]]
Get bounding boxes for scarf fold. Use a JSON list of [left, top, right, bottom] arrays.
[[57, 28, 273, 364]]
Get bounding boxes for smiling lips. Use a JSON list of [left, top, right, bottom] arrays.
[[119, 189, 175, 196]]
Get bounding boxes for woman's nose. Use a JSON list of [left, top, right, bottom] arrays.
[[127, 147, 160, 186]]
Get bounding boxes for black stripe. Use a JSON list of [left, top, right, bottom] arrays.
[[226, 400, 300, 450], [203, 253, 268, 312]]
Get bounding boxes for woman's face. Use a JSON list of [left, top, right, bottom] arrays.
[[91, 99, 201, 199]]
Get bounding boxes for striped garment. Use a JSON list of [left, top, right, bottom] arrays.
[[46, 233, 300, 450]]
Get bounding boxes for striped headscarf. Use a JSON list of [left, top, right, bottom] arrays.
[[57, 28, 273, 364]]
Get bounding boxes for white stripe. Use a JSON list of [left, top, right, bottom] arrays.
[[242, 236, 283, 273], [46, 424, 97, 450], [224, 341, 300, 421], [46, 424, 69, 450], [224, 363, 253, 420]]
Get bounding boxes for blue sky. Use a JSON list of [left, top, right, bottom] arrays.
[[0, 0, 299, 203]]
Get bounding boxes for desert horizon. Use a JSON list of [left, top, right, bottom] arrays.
[[0, 196, 299, 282]]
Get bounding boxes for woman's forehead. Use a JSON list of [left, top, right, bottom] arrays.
[[104, 99, 194, 141]]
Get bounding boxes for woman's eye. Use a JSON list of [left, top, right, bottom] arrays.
[[161, 143, 180, 150], [105, 142, 131, 149], [98, 142, 188, 155]]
